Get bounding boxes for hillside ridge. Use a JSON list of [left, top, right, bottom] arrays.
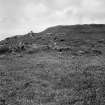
[[0, 24, 105, 55]]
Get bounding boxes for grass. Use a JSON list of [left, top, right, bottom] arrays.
[[0, 50, 105, 105], [1, 24, 105, 105]]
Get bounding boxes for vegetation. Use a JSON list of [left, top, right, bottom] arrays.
[[0, 24, 105, 105]]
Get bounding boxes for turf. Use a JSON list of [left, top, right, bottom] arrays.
[[0, 24, 105, 105], [0, 50, 105, 105]]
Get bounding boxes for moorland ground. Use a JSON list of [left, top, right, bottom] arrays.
[[0, 24, 105, 105]]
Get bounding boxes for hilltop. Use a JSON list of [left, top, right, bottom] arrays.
[[0, 24, 105, 56]]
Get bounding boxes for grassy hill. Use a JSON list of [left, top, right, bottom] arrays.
[[0, 24, 105, 105], [40, 24, 105, 39]]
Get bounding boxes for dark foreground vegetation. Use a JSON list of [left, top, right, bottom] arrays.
[[0, 24, 105, 105]]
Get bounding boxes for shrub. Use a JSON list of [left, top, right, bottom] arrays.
[[0, 45, 9, 54]]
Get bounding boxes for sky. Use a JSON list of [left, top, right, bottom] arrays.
[[0, 0, 105, 40]]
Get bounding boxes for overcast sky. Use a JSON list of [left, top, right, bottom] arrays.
[[0, 0, 105, 40]]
